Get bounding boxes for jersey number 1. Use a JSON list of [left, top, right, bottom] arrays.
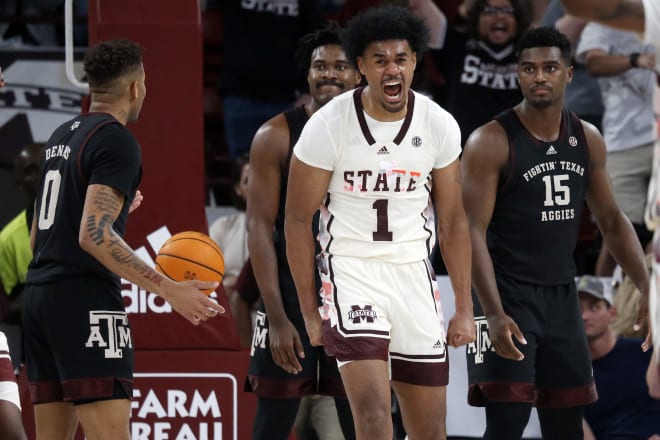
[[372, 199, 393, 241], [38, 169, 62, 230]]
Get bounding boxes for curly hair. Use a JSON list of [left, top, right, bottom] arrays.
[[516, 26, 572, 65], [465, 0, 533, 44], [296, 21, 345, 73], [83, 39, 143, 88], [342, 5, 429, 66]]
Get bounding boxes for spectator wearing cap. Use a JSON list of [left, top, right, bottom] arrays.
[[577, 275, 660, 440]]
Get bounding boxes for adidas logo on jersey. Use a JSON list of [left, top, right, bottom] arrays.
[[377, 145, 389, 155], [433, 339, 444, 349], [545, 145, 557, 155]]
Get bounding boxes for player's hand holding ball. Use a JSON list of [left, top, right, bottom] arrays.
[[155, 231, 226, 324]]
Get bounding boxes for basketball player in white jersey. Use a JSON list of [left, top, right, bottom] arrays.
[[560, 0, 660, 398], [285, 5, 475, 439]]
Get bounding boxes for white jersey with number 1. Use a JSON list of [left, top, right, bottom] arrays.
[[293, 88, 461, 264]]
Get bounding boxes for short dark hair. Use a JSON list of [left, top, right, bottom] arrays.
[[296, 21, 344, 73], [466, 0, 533, 43], [342, 5, 429, 66], [83, 39, 143, 88], [516, 26, 572, 65]]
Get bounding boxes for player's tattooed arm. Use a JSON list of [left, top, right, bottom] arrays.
[[80, 184, 163, 289]]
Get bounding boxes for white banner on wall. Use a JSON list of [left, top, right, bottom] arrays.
[[437, 276, 542, 438], [0, 48, 85, 167]]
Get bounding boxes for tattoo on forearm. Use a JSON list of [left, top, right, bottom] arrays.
[[86, 213, 114, 245], [87, 187, 162, 287], [108, 238, 163, 286]]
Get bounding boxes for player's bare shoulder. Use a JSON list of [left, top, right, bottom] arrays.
[[250, 112, 291, 165], [462, 120, 509, 167], [577, 117, 607, 166]]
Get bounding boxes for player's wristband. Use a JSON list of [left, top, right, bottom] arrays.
[[629, 52, 640, 68]]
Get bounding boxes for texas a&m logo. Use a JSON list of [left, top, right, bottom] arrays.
[[466, 316, 496, 364], [347, 305, 378, 324], [85, 310, 132, 359]]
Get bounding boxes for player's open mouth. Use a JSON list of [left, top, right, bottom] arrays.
[[383, 80, 402, 101]]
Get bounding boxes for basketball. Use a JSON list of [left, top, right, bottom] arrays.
[[155, 231, 224, 295]]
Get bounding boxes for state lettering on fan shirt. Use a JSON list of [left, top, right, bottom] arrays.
[[460, 55, 518, 90]]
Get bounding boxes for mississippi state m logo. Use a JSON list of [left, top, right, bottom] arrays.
[[347, 305, 378, 324], [85, 310, 132, 359]]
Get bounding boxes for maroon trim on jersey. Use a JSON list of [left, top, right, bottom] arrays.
[[247, 373, 346, 398], [499, 127, 517, 192], [324, 196, 335, 253], [29, 376, 132, 404], [323, 320, 389, 362], [0, 354, 14, 382], [423, 259, 438, 313], [422, 183, 434, 256], [467, 380, 597, 407], [497, 108, 569, 193], [247, 375, 318, 398], [512, 108, 568, 148], [391, 358, 448, 386], [392, 91, 415, 145], [353, 88, 375, 144], [495, 109, 519, 192], [352, 88, 415, 146], [569, 111, 591, 172], [468, 382, 536, 406], [75, 118, 120, 183], [29, 380, 63, 403], [535, 381, 597, 408]]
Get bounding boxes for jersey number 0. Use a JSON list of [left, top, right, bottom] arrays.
[[38, 169, 62, 230]]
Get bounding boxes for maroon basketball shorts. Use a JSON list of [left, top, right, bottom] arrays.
[[467, 273, 596, 408], [23, 276, 133, 404]]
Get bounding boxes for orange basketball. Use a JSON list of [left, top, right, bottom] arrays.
[[155, 231, 224, 295]]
